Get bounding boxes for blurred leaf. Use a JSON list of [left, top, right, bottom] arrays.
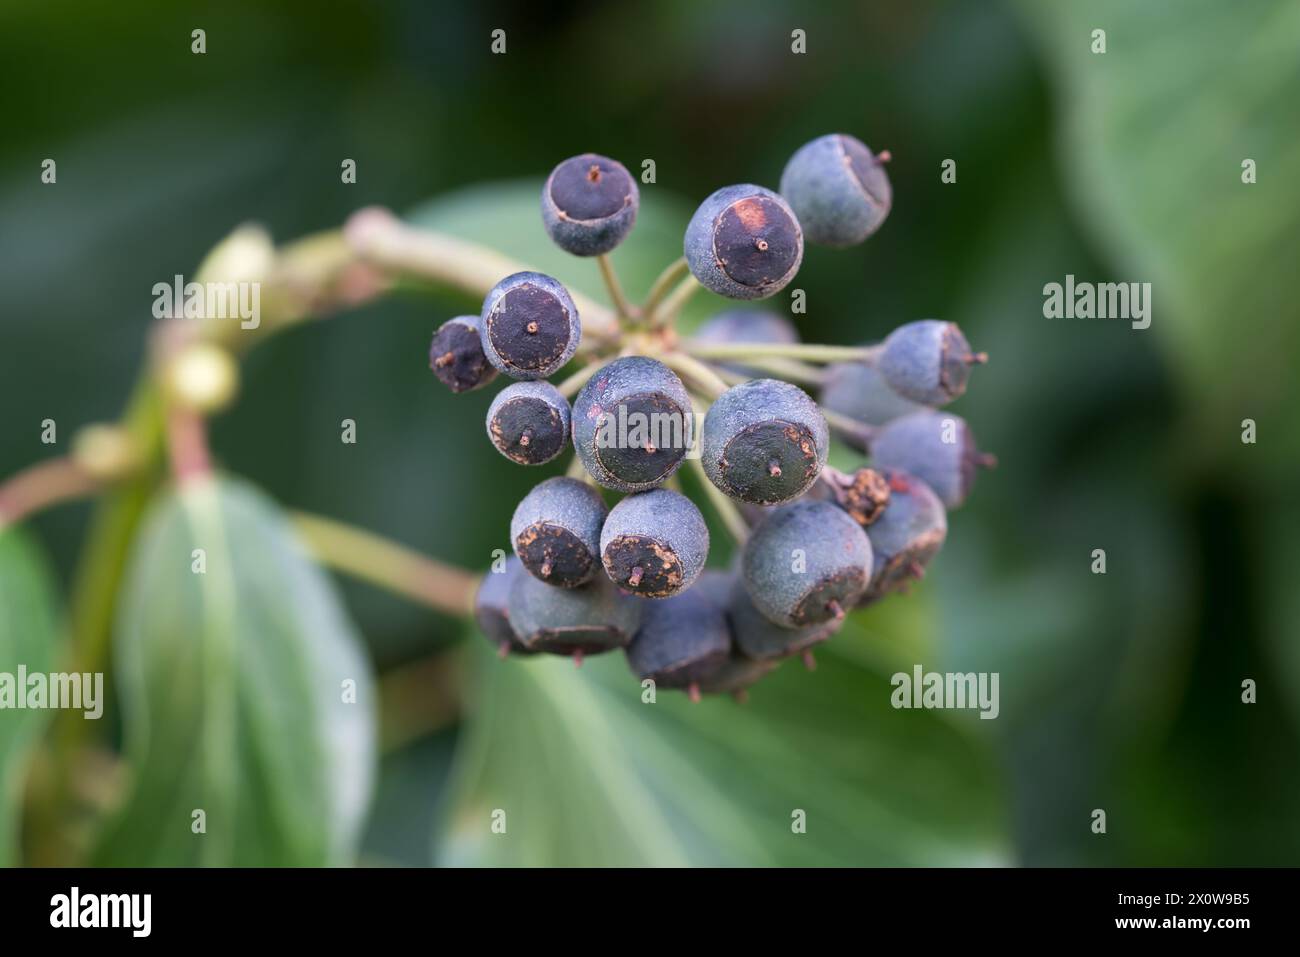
[[93, 476, 377, 866], [0, 527, 60, 866], [1016, 0, 1300, 475], [439, 610, 1008, 867]]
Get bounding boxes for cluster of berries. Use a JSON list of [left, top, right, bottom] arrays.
[[427, 134, 993, 700]]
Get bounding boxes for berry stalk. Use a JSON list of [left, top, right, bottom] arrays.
[[640, 256, 691, 317], [292, 511, 479, 617], [683, 341, 880, 364], [595, 253, 636, 322]]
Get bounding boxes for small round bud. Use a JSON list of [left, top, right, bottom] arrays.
[[684, 184, 803, 300], [71, 424, 141, 483], [541, 153, 639, 256], [486, 382, 571, 465], [164, 343, 239, 414]]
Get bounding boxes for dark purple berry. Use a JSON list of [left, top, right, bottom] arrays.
[[625, 582, 731, 692], [480, 271, 581, 380], [486, 382, 571, 465], [572, 356, 694, 492], [474, 557, 535, 657], [430, 314, 497, 393], [684, 184, 804, 300], [742, 500, 872, 628], [599, 488, 708, 598], [877, 320, 985, 406], [869, 410, 995, 510], [510, 477, 607, 588], [727, 577, 840, 661], [820, 359, 925, 449], [857, 469, 948, 605], [702, 379, 828, 505], [507, 570, 642, 657], [779, 133, 891, 247], [541, 153, 639, 256]]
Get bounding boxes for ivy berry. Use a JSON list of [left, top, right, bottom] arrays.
[[541, 153, 639, 256]]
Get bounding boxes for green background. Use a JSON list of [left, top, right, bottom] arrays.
[[1, 0, 1297, 866]]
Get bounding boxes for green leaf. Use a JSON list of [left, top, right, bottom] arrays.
[[0, 527, 60, 866], [1015, 0, 1300, 474], [439, 608, 1008, 867], [93, 476, 377, 866]]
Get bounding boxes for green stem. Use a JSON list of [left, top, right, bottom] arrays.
[[687, 455, 749, 545], [683, 341, 879, 364], [732, 355, 827, 386], [659, 351, 729, 398], [820, 407, 878, 447], [346, 206, 618, 346], [596, 253, 636, 322], [641, 256, 690, 316], [648, 274, 702, 327], [292, 511, 479, 617]]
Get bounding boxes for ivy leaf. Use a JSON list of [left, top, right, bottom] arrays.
[[438, 609, 1008, 867], [0, 527, 60, 866], [93, 476, 377, 865], [1016, 0, 1300, 475]]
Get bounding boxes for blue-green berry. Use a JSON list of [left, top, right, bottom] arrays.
[[779, 133, 891, 247], [479, 271, 580, 380], [473, 556, 535, 657], [857, 469, 947, 605], [684, 184, 803, 300], [692, 309, 799, 377], [877, 320, 985, 405], [572, 356, 694, 492], [742, 500, 872, 628], [702, 379, 828, 505], [486, 381, 571, 465], [821, 358, 925, 448], [869, 410, 995, 510], [625, 581, 731, 692], [507, 570, 642, 658], [430, 314, 497, 393], [600, 488, 709, 598], [541, 153, 639, 256], [727, 577, 840, 662], [510, 477, 607, 588]]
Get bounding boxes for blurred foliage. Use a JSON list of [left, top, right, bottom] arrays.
[[0, 529, 59, 865], [1, 0, 1297, 866], [92, 478, 375, 865]]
